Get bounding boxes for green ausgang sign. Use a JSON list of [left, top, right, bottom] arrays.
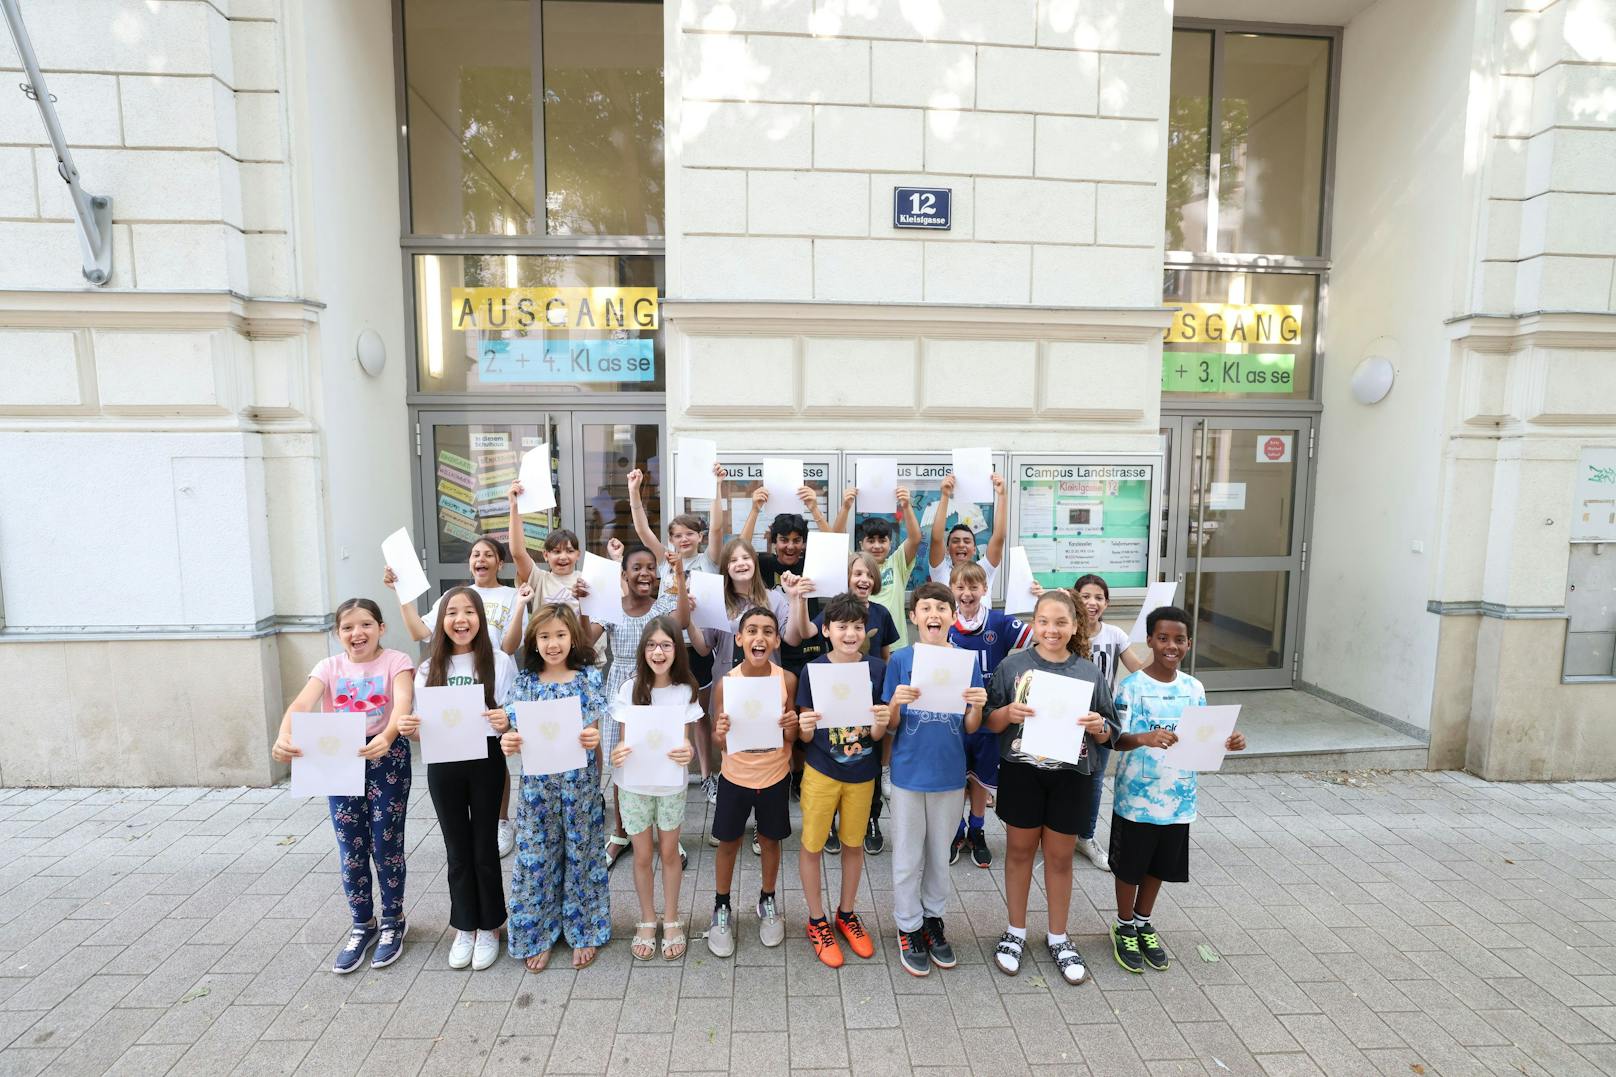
[[1162, 351, 1296, 393]]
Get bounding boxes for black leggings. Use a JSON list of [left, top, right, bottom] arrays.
[[427, 739, 508, 932]]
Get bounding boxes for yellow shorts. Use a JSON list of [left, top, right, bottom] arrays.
[[798, 767, 876, 854]]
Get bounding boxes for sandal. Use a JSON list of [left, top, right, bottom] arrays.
[[524, 950, 550, 973], [994, 931, 1024, 977], [631, 922, 657, 961], [572, 945, 598, 970], [1047, 938, 1088, 985], [661, 920, 686, 961], [605, 833, 629, 868]]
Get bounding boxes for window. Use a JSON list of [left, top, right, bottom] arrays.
[[1162, 268, 1317, 401], [1166, 30, 1213, 254]]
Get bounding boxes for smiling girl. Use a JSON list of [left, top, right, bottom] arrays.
[[684, 537, 791, 676], [386, 536, 522, 651]]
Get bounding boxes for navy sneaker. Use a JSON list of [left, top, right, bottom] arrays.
[[371, 917, 406, 969], [333, 920, 378, 974]]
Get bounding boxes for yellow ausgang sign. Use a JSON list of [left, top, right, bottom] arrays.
[[450, 288, 659, 332], [1164, 303, 1303, 345]]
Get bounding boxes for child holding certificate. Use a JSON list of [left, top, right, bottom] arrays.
[[609, 617, 702, 961], [272, 598, 415, 974], [1109, 606, 1245, 974], [499, 603, 610, 972], [983, 589, 1117, 985]]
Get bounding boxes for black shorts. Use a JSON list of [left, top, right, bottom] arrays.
[[689, 648, 714, 688], [994, 760, 1091, 836], [712, 775, 791, 843], [1108, 813, 1190, 884]]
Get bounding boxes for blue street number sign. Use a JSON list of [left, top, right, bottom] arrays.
[[893, 187, 952, 230]]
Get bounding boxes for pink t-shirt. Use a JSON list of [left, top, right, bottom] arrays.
[[310, 649, 416, 737]]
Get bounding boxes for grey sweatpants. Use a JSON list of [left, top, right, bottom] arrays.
[[889, 786, 963, 932]]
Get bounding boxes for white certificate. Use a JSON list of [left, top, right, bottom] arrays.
[[723, 674, 785, 753], [951, 447, 994, 504], [1017, 671, 1095, 767], [1002, 545, 1038, 615], [515, 442, 557, 514], [416, 684, 494, 764], [676, 437, 718, 500], [289, 713, 365, 797], [909, 643, 975, 716], [807, 661, 875, 729], [856, 457, 898, 515], [1160, 705, 1242, 772], [513, 697, 586, 777], [686, 570, 731, 633], [762, 457, 806, 515], [1128, 580, 1182, 643], [618, 705, 687, 788], [577, 551, 625, 626], [802, 531, 850, 596], [381, 527, 430, 604]]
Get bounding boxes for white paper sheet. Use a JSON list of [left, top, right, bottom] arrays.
[[722, 674, 785, 753], [686, 570, 731, 633], [1016, 672, 1095, 767], [951, 447, 995, 504], [513, 697, 586, 777], [381, 527, 430, 604], [802, 531, 850, 596], [289, 713, 365, 797], [1128, 580, 1183, 643], [909, 643, 975, 716], [577, 551, 625, 626], [807, 661, 876, 729], [762, 457, 806, 515], [618, 705, 687, 788], [1159, 705, 1242, 772], [515, 442, 557, 513], [1002, 546, 1039, 615], [676, 437, 718, 500], [856, 457, 898, 515], [416, 684, 495, 764]]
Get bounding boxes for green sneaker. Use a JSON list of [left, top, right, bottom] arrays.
[[1136, 921, 1170, 970], [1111, 921, 1144, 974]]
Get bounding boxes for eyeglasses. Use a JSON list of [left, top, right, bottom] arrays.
[[645, 641, 676, 653]]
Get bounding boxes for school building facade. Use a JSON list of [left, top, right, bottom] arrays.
[[0, 0, 1613, 786]]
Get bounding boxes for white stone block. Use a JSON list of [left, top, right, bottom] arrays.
[[1042, 340, 1151, 417], [680, 102, 813, 168], [246, 232, 293, 296], [1472, 261, 1518, 313], [1541, 192, 1616, 255], [1496, 134, 1531, 199], [1486, 199, 1524, 261], [923, 242, 1030, 304], [812, 0, 1035, 44], [680, 168, 748, 233], [975, 177, 1095, 244], [1513, 253, 1616, 310], [814, 106, 925, 171], [1035, 116, 1160, 182], [35, 148, 234, 226], [681, 0, 813, 34], [684, 334, 798, 413], [130, 223, 238, 290], [0, 147, 36, 217], [0, 73, 120, 146], [872, 42, 976, 109], [1030, 244, 1160, 307], [1536, 347, 1616, 420], [926, 111, 1034, 176], [867, 172, 974, 239], [1037, 0, 1167, 53], [685, 34, 869, 104], [801, 338, 917, 412], [921, 339, 1037, 414], [230, 20, 281, 92], [0, 331, 80, 407], [1098, 52, 1166, 120], [0, 222, 124, 289], [1494, 74, 1534, 138], [976, 47, 1097, 115], [677, 235, 813, 300], [236, 92, 285, 161], [1563, 0, 1616, 62], [813, 238, 923, 301], [239, 162, 290, 232], [748, 171, 869, 236], [1095, 183, 1161, 246], [93, 331, 220, 410], [120, 76, 224, 149], [1534, 128, 1616, 193], [0, 0, 213, 73]]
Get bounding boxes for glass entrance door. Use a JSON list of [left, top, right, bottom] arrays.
[[1162, 416, 1312, 690]]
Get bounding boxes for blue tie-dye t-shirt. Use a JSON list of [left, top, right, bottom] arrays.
[[1112, 669, 1207, 825]]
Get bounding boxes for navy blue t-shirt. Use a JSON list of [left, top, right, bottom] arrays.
[[794, 655, 885, 783], [812, 602, 901, 657], [949, 610, 1031, 690]]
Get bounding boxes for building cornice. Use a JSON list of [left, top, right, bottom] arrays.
[[1445, 310, 1616, 352], [662, 300, 1175, 342], [0, 290, 325, 338]]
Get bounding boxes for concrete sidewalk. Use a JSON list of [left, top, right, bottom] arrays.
[[0, 770, 1613, 1075]]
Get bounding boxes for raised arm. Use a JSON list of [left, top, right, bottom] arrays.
[[782, 574, 819, 647], [736, 484, 765, 547], [929, 475, 955, 570], [626, 469, 662, 552], [383, 568, 432, 642], [829, 486, 855, 534], [705, 461, 728, 564], [985, 472, 1008, 569], [505, 482, 539, 585], [897, 486, 921, 562], [800, 486, 831, 533]]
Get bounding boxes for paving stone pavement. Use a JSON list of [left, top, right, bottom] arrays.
[[1, 770, 1614, 1076]]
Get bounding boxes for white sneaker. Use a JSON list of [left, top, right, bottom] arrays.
[[707, 904, 734, 958], [448, 929, 475, 969], [472, 929, 500, 970], [1078, 836, 1110, 872], [756, 895, 784, 947], [881, 767, 892, 798], [749, 825, 760, 856], [497, 819, 515, 858]]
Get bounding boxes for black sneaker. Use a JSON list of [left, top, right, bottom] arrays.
[[864, 817, 884, 856], [949, 828, 965, 865], [1135, 921, 1170, 970], [825, 830, 842, 855], [332, 920, 378, 974], [923, 916, 956, 969], [968, 828, 991, 868], [897, 928, 931, 977], [1111, 921, 1145, 974]]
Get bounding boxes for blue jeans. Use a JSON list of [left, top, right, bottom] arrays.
[[1078, 742, 1111, 841]]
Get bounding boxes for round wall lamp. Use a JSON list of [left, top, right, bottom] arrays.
[[356, 329, 387, 377], [1351, 355, 1396, 405]]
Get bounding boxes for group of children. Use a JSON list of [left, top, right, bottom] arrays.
[[272, 464, 1243, 985]]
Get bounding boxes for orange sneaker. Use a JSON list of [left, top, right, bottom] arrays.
[[835, 909, 876, 959], [808, 919, 844, 968]]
